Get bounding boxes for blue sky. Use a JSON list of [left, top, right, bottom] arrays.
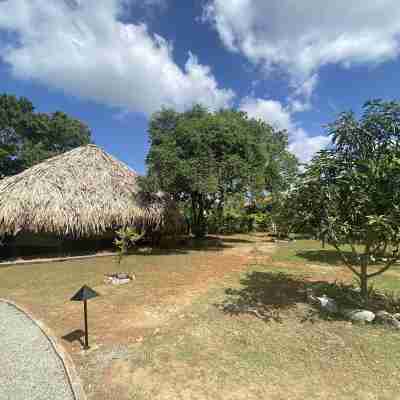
[[0, 1, 400, 173]]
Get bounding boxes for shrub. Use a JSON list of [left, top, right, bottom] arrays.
[[114, 227, 143, 264]]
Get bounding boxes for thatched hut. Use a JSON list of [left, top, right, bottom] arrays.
[[0, 144, 181, 257]]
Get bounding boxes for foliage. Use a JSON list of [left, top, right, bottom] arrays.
[[288, 99, 400, 300], [253, 212, 271, 232], [114, 227, 143, 264], [142, 104, 297, 237], [269, 192, 300, 238], [206, 193, 251, 234], [0, 94, 91, 177], [208, 209, 254, 234]]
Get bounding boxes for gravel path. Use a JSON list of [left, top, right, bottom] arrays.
[[0, 302, 75, 400]]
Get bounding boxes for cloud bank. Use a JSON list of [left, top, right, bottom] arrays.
[[0, 0, 234, 115], [204, 0, 400, 84], [240, 97, 330, 162]]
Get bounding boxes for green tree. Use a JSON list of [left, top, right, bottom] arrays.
[[291, 100, 400, 301], [0, 94, 91, 177], [142, 105, 297, 237]]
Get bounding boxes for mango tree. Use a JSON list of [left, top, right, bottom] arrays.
[[293, 100, 400, 301]]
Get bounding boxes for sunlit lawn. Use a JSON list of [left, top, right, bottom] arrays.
[[271, 238, 400, 292]]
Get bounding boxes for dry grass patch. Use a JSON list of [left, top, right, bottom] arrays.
[[79, 276, 400, 400]]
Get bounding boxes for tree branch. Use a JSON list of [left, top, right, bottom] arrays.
[[331, 241, 361, 277], [367, 247, 399, 278]]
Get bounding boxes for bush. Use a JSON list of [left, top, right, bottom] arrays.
[[252, 212, 271, 232], [211, 209, 259, 234], [114, 227, 143, 264]]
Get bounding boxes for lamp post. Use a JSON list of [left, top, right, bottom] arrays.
[[70, 285, 99, 350]]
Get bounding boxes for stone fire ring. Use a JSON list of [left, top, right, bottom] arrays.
[[104, 272, 135, 285]]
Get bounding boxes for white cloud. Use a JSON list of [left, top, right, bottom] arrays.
[[288, 74, 319, 113], [0, 0, 234, 115], [240, 97, 292, 132], [205, 0, 400, 97], [288, 129, 331, 164], [240, 97, 330, 162]]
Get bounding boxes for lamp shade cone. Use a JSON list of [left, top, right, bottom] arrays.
[[70, 285, 99, 301]]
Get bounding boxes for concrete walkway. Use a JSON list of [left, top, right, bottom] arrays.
[[0, 302, 76, 400]]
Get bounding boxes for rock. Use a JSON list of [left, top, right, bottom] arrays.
[[393, 313, 400, 321], [342, 309, 375, 323], [316, 295, 338, 314], [104, 272, 135, 285], [375, 310, 400, 329], [373, 292, 387, 300], [376, 310, 392, 319], [305, 288, 315, 303]]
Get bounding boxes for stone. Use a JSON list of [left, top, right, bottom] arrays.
[[342, 309, 375, 323], [305, 288, 315, 303], [393, 313, 400, 321], [375, 310, 400, 329], [316, 295, 338, 314], [374, 292, 387, 300], [376, 310, 392, 319], [104, 272, 135, 285]]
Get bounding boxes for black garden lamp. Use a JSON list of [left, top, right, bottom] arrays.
[[70, 285, 99, 350]]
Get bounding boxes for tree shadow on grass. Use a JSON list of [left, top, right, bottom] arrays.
[[1, 235, 248, 263], [216, 271, 376, 323], [295, 249, 353, 267], [218, 270, 400, 325], [131, 235, 253, 257], [209, 236, 254, 244], [217, 271, 308, 322]]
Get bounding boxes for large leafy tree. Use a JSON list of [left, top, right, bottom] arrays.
[[0, 94, 91, 177], [290, 100, 400, 301], [141, 105, 297, 237]]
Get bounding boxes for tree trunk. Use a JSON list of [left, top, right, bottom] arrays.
[[360, 263, 368, 304], [191, 194, 207, 238], [216, 191, 224, 234]]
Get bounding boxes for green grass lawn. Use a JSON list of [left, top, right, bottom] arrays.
[[2, 234, 400, 399], [271, 238, 400, 292]]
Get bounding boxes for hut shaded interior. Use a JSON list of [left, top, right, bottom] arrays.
[[1, 231, 116, 260], [0, 144, 181, 261]]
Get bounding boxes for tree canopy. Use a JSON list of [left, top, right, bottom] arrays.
[[286, 100, 400, 300], [141, 105, 298, 237], [0, 94, 91, 177]]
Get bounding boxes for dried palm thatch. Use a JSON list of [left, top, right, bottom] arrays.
[[0, 144, 178, 238]]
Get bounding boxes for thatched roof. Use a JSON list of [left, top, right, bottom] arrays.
[[0, 145, 167, 237]]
